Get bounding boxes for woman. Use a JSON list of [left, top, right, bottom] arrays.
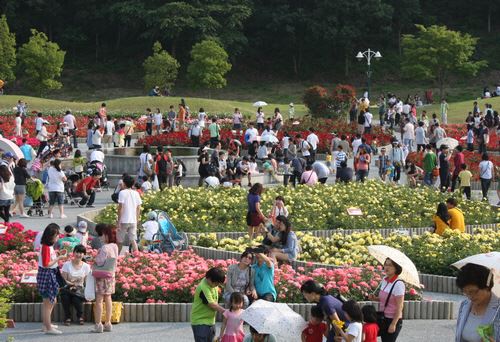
[[46, 159, 67, 219], [247, 183, 266, 240], [92, 126, 103, 149], [432, 202, 451, 236], [233, 108, 242, 130], [12, 158, 31, 218], [37, 120, 50, 156], [479, 153, 494, 200], [223, 250, 257, 308], [455, 263, 499, 342], [73, 150, 87, 179], [368, 258, 405, 342], [198, 108, 207, 128], [256, 107, 265, 131], [86, 121, 94, 150], [198, 146, 210, 187], [273, 108, 282, 131], [92, 223, 119, 333], [301, 280, 347, 342], [269, 196, 288, 224], [61, 244, 91, 326], [252, 250, 276, 302], [270, 215, 299, 262], [0, 165, 14, 222], [355, 146, 371, 182]]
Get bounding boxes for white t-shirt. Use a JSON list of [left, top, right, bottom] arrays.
[[403, 123, 415, 140], [364, 112, 373, 127], [138, 153, 153, 177], [282, 136, 290, 149], [61, 261, 91, 286], [92, 130, 103, 145], [352, 139, 362, 155], [35, 117, 44, 131], [90, 150, 105, 163], [15, 116, 22, 128], [141, 181, 152, 192], [154, 113, 163, 126], [306, 133, 319, 150], [300, 140, 311, 157], [46, 167, 66, 192], [245, 128, 258, 141], [479, 160, 493, 179], [256, 112, 264, 123], [118, 189, 142, 223], [141, 221, 159, 241], [343, 322, 362, 342], [63, 114, 76, 130], [105, 121, 115, 136]]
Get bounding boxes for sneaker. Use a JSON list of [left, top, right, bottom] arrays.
[[45, 328, 62, 335], [60, 214, 67, 219], [103, 323, 112, 332], [86, 205, 95, 208], [77, 202, 84, 208], [20, 214, 29, 218], [91, 323, 103, 333], [48, 213, 53, 219], [41, 324, 59, 332]]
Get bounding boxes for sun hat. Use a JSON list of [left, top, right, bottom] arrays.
[[147, 211, 157, 220], [289, 103, 294, 107], [77, 221, 88, 233]]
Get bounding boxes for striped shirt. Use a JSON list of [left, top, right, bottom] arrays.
[[335, 151, 347, 168]]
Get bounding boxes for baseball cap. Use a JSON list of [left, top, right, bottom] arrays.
[[3, 152, 14, 159], [77, 221, 88, 232], [147, 211, 158, 220]]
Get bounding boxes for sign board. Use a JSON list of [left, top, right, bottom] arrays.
[[347, 207, 363, 216], [20, 270, 38, 284]]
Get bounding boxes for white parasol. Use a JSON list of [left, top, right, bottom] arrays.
[[253, 101, 268, 107], [260, 135, 279, 144], [0, 137, 24, 160], [452, 252, 500, 296], [367, 245, 422, 287], [241, 300, 306, 342], [436, 137, 459, 150]]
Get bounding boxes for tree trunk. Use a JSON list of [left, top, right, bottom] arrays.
[[95, 33, 99, 62]]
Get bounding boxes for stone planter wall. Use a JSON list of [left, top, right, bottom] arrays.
[[8, 300, 456, 323]]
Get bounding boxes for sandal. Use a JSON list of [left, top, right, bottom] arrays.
[[64, 319, 71, 326], [79, 317, 84, 325]]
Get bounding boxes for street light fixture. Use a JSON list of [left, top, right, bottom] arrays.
[[355, 48, 382, 99]]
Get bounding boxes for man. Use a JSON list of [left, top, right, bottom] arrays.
[[312, 161, 329, 184], [402, 118, 415, 152], [288, 103, 295, 120], [330, 132, 341, 155], [63, 110, 78, 148], [438, 145, 451, 193], [102, 115, 115, 148], [178, 103, 186, 130], [351, 134, 362, 157], [190, 268, 226, 342], [338, 135, 351, 156], [422, 144, 437, 186], [306, 128, 319, 162], [440, 99, 448, 125], [20, 138, 36, 162], [99, 103, 107, 127], [291, 155, 306, 187], [415, 121, 426, 152], [446, 198, 465, 232], [376, 147, 390, 182], [188, 120, 202, 147], [116, 175, 141, 252], [36, 120, 50, 157], [296, 134, 310, 163], [363, 109, 373, 134], [74, 170, 101, 207], [450, 145, 465, 192], [389, 141, 404, 183], [1, 152, 15, 172], [34, 112, 44, 135], [167, 105, 177, 131], [226, 152, 240, 182], [334, 145, 347, 180], [155, 147, 174, 189], [337, 161, 353, 183], [208, 118, 220, 148]]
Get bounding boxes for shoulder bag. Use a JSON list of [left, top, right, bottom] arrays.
[[376, 279, 402, 336], [92, 256, 116, 279]]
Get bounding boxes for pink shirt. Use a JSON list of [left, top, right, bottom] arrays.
[[300, 170, 318, 185], [378, 277, 405, 319], [222, 309, 244, 338]]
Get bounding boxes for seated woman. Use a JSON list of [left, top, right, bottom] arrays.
[[223, 250, 257, 308], [252, 250, 276, 302], [455, 263, 499, 342], [432, 202, 450, 235], [60, 244, 91, 326], [270, 215, 299, 262], [405, 161, 423, 187]]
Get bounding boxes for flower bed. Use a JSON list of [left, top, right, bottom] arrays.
[[407, 150, 500, 181], [96, 182, 498, 232], [193, 228, 500, 276], [443, 124, 498, 150], [0, 249, 420, 303]]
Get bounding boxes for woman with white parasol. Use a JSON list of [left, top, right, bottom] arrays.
[[453, 252, 500, 342], [253, 102, 267, 131], [366, 245, 422, 342]]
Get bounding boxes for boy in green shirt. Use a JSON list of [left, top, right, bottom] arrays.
[[422, 144, 437, 186], [191, 267, 226, 342]]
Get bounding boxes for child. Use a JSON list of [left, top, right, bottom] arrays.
[[361, 305, 378, 342], [37, 223, 66, 335], [301, 305, 328, 342], [333, 300, 363, 342], [218, 292, 245, 342], [140, 211, 159, 250], [57, 225, 81, 254], [325, 152, 333, 173], [191, 267, 226, 342], [263, 155, 280, 184], [282, 158, 293, 187], [75, 221, 89, 246], [141, 175, 152, 193], [466, 124, 474, 151], [458, 164, 472, 200], [269, 196, 288, 225]]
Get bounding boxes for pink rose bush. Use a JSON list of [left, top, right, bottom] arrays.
[[0, 222, 37, 254], [0, 248, 421, 303]]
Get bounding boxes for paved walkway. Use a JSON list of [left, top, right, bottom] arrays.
[[0, 320, 458, 341]]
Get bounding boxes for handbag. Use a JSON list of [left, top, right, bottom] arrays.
[[376, 279, 402, 336], [55, 267, 67, 288], [85, 274, 96, 301], [60, 285, 86, 300], [92, 257, 116, 279]]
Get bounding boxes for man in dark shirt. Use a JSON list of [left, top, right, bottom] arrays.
[[337, 161, 353, 184]]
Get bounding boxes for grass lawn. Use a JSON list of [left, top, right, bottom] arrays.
[[0, 95, 307, 119], [0, 93, 497, 124]]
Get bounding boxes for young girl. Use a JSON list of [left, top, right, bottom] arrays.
[[361, 305, 379, 342], [219, 292, 245, 342], [73, 149, 86, 179], [333, 300, 363, 342], [37, 223, 65, 335], [269, 196, 289, 225]]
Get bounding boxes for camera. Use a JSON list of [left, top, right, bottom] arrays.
[[246, 246, 267, 254]]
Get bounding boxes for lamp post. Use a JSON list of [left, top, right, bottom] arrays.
[[356, 49, 382, 100]]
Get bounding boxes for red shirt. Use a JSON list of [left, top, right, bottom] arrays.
[[363, 323, 379, 342], [76, 176, 99, 193], [302, 322, 327, 342], [453, 152, 465, 175]]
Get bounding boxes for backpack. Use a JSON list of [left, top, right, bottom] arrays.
[[358, 113, 365, 125], [156, 155, 173, 175], [176, 159, 187, 177]]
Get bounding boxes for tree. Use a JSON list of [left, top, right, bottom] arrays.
[[143, 41, 180, 93], [17, 29, 65, 95], [187, 39, 231, 95], [0, 15, 16, 82], [401, 25, 487, 98]]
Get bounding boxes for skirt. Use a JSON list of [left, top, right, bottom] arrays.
[[221, 331, 244, 342], [37, 267, 59, 303], [246, 211, 264, 227], [95, 277, 116, 295]]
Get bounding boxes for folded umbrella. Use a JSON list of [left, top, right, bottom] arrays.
[[367, 245, 422, 287], [452, 252, 500, 296]]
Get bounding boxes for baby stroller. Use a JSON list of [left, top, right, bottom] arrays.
[[148, 210, 188, 254], [86, 161, 109, 191], [64, 174, 82, 206], [25, 179, 45, 216]]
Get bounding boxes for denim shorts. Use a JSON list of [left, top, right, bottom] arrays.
[[14, 185, 26, 195], [48, 192, 64, 205]]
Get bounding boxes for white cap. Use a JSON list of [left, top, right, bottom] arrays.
[[77, 221, 88, 232]]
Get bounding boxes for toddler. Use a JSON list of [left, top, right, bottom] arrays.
[[140, 211, 159, 250], [361, 305, 378, 342], [301, 305, 328, 342], [333, 300, 363, 342], [218, 292, 245, 342]]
